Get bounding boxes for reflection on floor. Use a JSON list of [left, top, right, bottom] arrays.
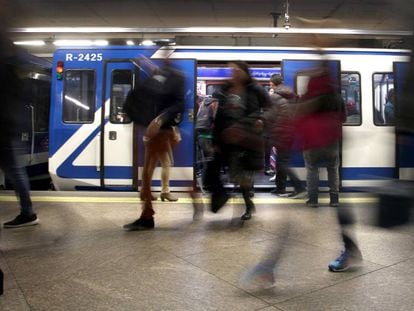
[[0, 191, 413, 310]]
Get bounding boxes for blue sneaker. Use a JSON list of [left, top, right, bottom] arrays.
[[329, 249, 362, 272]]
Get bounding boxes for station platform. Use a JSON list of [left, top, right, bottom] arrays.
[[0, 191, 413, 310]]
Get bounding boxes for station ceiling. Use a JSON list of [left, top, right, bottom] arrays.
[[6, 0, 414, 54]]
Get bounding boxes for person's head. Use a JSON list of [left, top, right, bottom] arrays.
[[270, 74, 283, 88], [228, 61, 252, 85], [386, 89, 395, 104]]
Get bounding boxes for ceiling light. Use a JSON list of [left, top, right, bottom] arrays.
[[141, 40, 155, 46], [13, 40, 45, 46], [126, 40, 134, 45], [53, 40, 109, 46], [283, 0, 291, 30], [94, 40, 109, 46]]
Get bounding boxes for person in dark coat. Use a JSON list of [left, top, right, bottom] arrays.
[[265, 74, 306, 198], [124, 59, 185, 231], [207, 61, 270, 220], [0, 32, 38, 228]]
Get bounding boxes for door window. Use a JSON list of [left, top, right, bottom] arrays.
[[373, 73, 394, 125], [341, 72, 361, 125], [110, 70, 133, 124]]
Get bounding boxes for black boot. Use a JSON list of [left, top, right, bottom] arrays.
[[241, 189, 255, 220], [241, 206, 253, 220]]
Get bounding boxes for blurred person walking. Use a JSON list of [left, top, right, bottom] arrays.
[[0, 33, 38, 228], [206, 61, 270, 220], [124, 58, 185, 231], [295, 61, 362, 271], [265, 74, 306, 198]]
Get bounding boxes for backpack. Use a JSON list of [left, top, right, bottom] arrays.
[[124, 75, 163, 126], [195, 97, 217, 132]]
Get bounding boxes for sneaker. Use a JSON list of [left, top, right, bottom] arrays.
[[288, 189, 307, 199], [264, 169, 275, 176], [3, 213, 39, 228], [306, 199, 318, 208], [123, 217, 154, 231], [269, 175, 276, 182], [328, 249, 362, 272], [270, 189, 289, 197]]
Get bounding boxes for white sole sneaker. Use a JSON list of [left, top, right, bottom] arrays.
[[4, 218, 39, 228]]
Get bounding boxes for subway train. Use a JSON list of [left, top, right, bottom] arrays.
[[0, 53, 51, 190], [48, 45, 412, 191]]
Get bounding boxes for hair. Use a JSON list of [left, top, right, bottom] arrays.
[[270, 74, 283, 85], [228, 61, 253, 85]]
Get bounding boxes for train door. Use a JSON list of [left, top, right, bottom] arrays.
[[393, 61, 413, 180], [156, 59, 196, 190], [281, 59, 341, 190], [101, 59, 196, 190], [102, 61, 136, 188]]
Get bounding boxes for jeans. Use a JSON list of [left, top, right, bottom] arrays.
[[0, 139, 33, 216], [303, 142, 340, 200]]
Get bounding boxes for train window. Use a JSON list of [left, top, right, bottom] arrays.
[[63, 70, 95, 123], [341, 72, 361, 125], [206, 84, 221, 96], [21, 77, 50, 132], [373, 73, 394, 126], [110, 70, 132, 124]]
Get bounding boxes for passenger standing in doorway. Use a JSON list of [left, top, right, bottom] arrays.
[[195, 95, 218, 191], [124, 58, 185, 231], [265, 74, 306, 198], [295, 64, 345, 208], [206, 61, 270, 220], [384, 88, 395, 124], [0, 32, 38, 228]]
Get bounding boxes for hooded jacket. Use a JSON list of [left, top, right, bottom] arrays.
[[265, 84, 297, 151]]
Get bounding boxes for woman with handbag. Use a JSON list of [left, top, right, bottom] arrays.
[[208, 61, 270, 220]]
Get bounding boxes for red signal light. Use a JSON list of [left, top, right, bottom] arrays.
[[56, 61, 64, 80]]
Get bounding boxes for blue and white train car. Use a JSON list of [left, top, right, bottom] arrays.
[[49, 46, 413, 191], [49, 47, 196, 190]]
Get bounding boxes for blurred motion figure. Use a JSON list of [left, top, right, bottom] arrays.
[[0, 32, 38, 228], [206, 61, 269, 220], [124, 57, 185, 231]]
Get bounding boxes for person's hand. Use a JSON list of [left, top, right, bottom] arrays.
[[254, 119, 264, 133]]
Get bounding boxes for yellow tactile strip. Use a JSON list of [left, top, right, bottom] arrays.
[[0, 195, 378, 204]]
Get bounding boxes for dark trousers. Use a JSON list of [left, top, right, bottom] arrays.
[[206, 150, 255, 213], [275, 148, 303, 192], [0, 139, 33, 216], [337, 203, 358, 251]]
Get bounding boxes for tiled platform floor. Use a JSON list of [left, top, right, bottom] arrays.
[[0, 191, 413, 310]]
